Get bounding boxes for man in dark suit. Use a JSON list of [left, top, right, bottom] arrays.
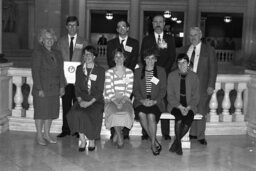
[[140, 15, 176, 140], [180, 27, 217, 145], [107, 19, 139, 140], [56, 16, 87, 138]]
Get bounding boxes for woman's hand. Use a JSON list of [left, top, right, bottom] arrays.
[[39, 90, 45, 97], [178, 105, 188, 116], [60, 87, 65, 96], [79, 101, 92, 108]]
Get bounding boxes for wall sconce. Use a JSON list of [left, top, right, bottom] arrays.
[[163, 11, 171, 18], [176, 20, 182, 24], [171, 17, 177, 21], [106, 11, 113, 20], [224, 16, 232, 23]]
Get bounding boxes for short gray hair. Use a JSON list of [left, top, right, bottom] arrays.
[[38, 28, 57, 44], [189, 27, 202, 35]]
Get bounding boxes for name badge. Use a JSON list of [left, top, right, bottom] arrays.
[[151, 76, 159, 85], [90, 74, 97, 81], [75, 43, 83, 49], [124, 45, 133, 52]]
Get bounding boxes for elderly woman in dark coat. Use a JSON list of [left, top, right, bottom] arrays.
[[32, 28, 65, 146], [67, 46, 105, 152]]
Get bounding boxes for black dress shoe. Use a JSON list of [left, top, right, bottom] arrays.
[[189, 135, 197, 140], [72, 133, 79, 138], [123, 135, 130, 140], [155, 140, 162, 153], [141, 135, 149, 140], [151, 145, 160, 156], [57, 132, 70, 138], [88, 146, 96, 151], [163, 135, 172, 140], [198, 139, 207, 145]]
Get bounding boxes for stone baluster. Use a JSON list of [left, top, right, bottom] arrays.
[[26, 76, 34, 118], [234, 83, 247, 122], [12, 76, 24, 117], [209, 82, 221, 122], [221, 83, 234, 122]]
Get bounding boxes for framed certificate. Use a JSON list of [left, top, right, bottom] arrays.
[[64, 61, 81, 84]]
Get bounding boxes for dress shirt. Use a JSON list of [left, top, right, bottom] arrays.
[[187, 42, 202, 73]]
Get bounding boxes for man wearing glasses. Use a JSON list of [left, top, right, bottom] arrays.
[[56, 16, 87, 138]]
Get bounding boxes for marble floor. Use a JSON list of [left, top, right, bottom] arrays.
[[0, 131, 256, 171]]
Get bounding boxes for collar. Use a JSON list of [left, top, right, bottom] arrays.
[[154, 32, 164, 39], [119, 36, 128, 42], [68, 34, 77, 40]]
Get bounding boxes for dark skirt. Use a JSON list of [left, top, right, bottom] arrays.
[[134, 105, 161, 123], [171, 107, 194, 126], [67, 101, 104, 140], [33, 95, 60, 120]]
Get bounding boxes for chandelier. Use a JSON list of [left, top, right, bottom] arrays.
[[224, 16, 232, 23], [163, 11, 171, 18], [106, 11, 113, 20]]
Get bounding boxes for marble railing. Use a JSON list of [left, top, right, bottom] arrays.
[[96, 45, 107, 57], [4, 67, 256, 137], [216, 49, 235, 63]]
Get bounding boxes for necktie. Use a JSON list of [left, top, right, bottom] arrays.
[[180, 75, 187, 107], [70, 37, 74, 61], [121, 39, 125, 50], [158, 35, 161, 44], [190, 46, 196, 68]]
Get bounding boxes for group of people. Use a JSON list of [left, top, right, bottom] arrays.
[[31, 14, 217, 156]]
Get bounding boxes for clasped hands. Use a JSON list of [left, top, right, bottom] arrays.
[[178, 104, 191, 116], [78, 98, 96, 108], [140, 99, 157, 107], [112, 94, 129, 110]]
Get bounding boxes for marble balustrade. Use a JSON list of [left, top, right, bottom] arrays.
[[3, 67, 256, 138]]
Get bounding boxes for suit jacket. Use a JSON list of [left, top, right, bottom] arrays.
[[75, 64, 105, 104], [56, 35, 87, 62], [133, 66, 166, 112], [167, 70, 200, 114], [32, 44, 66, 97], [179, 43, 217, 115], [107, 37, 139, 70], [140, 34, 176, 74]]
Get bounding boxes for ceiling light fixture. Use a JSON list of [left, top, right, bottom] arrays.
[[106, 11, 113, 20], [163, 11, 171, 18], [224, 16, 232, 23]]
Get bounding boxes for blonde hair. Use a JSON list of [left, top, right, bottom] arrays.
[[38, 28, 57, 44]]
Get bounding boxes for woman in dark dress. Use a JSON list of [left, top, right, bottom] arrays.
[[167, 53, 200, 155], [32, 28, 65, 146], [133, 48, 166, 155], [67, 45, 105, 152]]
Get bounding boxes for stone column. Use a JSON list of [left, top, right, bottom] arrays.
[[185, 0, 198, 45], [243, 0, 256, 61], [0, 0, 8, 63], [0, 62, 13, 133], [129, 0, 140, 40]]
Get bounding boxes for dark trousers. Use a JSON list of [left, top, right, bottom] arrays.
[[61, 84, 76, 133]]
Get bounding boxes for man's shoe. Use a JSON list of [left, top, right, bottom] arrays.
[[189, 135, 197, 140], [198, 139, 207, 145], [72, 132, 79, 138], [123, 135, 130, 140], [141, 134, 149, 140], [163, 135, 171, 140], [57, 132, 70, 138]]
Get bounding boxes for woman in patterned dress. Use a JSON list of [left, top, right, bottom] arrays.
[[104, 48, 134, 148]]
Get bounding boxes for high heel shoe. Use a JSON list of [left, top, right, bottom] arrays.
[[88, 146, 96, 151], [44, 137, 57, 144], [78, 139, 86, 152], [117, 143, 124, 149], [37, 137, 47, 146], [151, 145, 160, 156], [155, 139, 162, 153]]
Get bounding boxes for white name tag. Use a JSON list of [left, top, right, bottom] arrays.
[[75, 43, 83, 49], [124, 45, 133, 52], [90, 74, 97, 81], [151, 76, 159, 85]]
